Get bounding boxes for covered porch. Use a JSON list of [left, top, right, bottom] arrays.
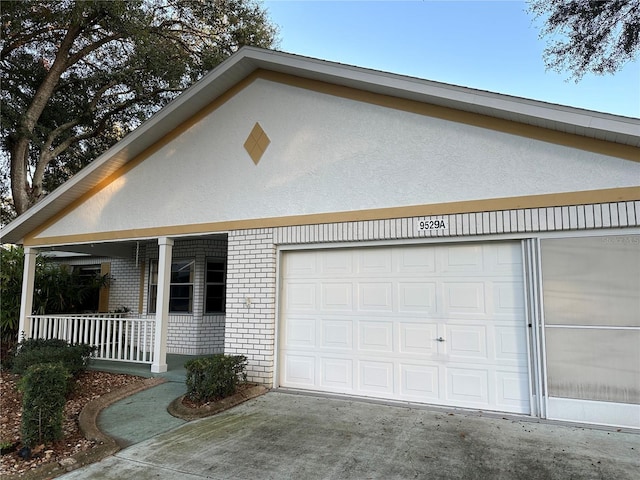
[[17, 234, 227, 374]]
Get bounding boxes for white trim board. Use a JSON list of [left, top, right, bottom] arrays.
[[547, 397, 640, 430]]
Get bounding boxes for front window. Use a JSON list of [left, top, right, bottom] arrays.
[[73, 265, 102, 312], [205, 259, 226, 313], [148, 259, 194, 313]]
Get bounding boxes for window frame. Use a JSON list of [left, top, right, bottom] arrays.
[[205, 258, 226, 314], [148, 258, 195, 314], [71, 264, 102, 313]]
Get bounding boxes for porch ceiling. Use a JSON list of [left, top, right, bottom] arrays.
[[39, 233, 225, 258], [40, 242, 138, 258]]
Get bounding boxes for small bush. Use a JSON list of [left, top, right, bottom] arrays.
[[19, 363, 70, 447], [185, 354, 247, 402], [12, 338, 97, 378]]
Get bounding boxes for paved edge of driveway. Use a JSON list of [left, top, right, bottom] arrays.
[[5, 377, 167, 480]]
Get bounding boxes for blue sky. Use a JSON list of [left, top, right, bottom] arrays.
[[263, 1, 640, 118]]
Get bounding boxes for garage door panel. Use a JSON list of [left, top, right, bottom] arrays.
[[358, 321, 393, 352], [440, 244, 484, 274], [494, 326, 528, 362], [493, 281, 525, 313], [280, 242, 530, 414], [358, 282, 393, 311], [494, 370, 530, 413], [399, 322, 438, 355], [285, 251, 318, 276], [443, 282, 486, 315], [359, 361, 394, 393], [282, 354, 316, 386], [321, 282, 353, 310], [320, 250, 353, 275], [285, 282, 317, 311], [321, 319, 353, 350], [359, 249, 393, 274], [320, 357, 353, 390], [447, 367, 489, 405], [397, 248, 436, 274], [400, 364, 440, 399], [284, 317, 316, 347], [397, 282, 437, 312], [477, 243, 524, 274], [445, 325, 488, 360], [495, 244, 524, 270]]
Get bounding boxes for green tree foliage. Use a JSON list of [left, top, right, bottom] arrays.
[[0, 168, 13, 226], [0, 246, 108, 343], [0, 246, 23, 342], [1, 0, 278, 216], [528, 0, 640, 80]]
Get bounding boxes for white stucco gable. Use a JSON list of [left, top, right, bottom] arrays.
[[2, 48, 638, 246], [31, 75, 640, 243]]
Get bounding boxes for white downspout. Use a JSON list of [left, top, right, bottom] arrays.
[[151, 237, 173, 373]]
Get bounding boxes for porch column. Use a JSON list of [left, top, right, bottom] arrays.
[[18, 247, 38, 342], [152, 237, 173, 373]]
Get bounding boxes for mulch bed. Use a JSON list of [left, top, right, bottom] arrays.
[[0, 370, 147, 478], [169, 383, 268, 421]]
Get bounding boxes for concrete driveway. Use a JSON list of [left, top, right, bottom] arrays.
[[60, 391, 639, 480]]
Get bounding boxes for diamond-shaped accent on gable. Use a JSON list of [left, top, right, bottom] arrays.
[[243, 122, 270, 165]]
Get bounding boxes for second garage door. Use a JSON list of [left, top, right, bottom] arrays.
[[279, 242, 531, 414]]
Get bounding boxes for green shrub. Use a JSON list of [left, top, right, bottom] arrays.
[[12, 338, 97, 378], [185, 354, 248, 402], [19, 363, 69, 447]]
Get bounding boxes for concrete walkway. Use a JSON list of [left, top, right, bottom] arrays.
[[88, 355, 195, 447], [98, 382, 187, 447], [59, 391, 639, 480]]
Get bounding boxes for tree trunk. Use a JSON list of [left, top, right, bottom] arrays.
[[9, 24, 82, 216], [10, 138, 31, 216]]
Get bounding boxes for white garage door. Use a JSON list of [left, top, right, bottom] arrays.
[[279, 242, 530, 414]]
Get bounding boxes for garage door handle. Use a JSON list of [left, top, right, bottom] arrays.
[[436, 337, 445, 342]]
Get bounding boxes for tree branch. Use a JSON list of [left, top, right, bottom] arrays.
[[66, 32, 123, 68], [0, 26, 65, 59], [18, 24, 82, 135]]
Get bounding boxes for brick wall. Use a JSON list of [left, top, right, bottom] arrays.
[[273, 201, 639, 244], [224, 229, 276, 384], [109, 251, 143, 314]]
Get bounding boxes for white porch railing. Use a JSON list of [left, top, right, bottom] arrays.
[[27, 314, 156, 364]]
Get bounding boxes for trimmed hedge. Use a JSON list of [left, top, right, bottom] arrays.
[[19, 363, 69, 447], [12, 338, 97, 378], [185, 354, 247, 402]]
